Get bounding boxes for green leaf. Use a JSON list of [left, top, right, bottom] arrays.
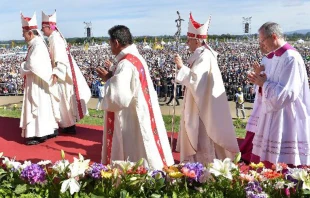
[[150, 194, 161, 198], [234, 152, 241, 164], [14, 184, 27, 195], [172, 191, 177, 198], [120, 190, 128, 198], [303, 189, 310, 194], [90, 194, 105, 198]]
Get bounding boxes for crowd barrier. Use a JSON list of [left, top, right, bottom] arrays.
[[0, 83, 18, 96]]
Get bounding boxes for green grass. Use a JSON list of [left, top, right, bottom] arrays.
[[0, 107, 246, 138]]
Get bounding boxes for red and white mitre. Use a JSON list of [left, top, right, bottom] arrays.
[[187, 13, 211, 39], [21, 12, 38, 31], [42, 10, 57, 26]]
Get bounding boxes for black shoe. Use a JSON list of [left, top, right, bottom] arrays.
[[47, 129, 59, 139], [62, 125, 76, 134], [25, 137, 45, 145], [26, 139, 41, 145]]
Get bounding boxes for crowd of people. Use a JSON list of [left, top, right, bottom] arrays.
[[1, 39, 310, 102], [3, 8, 310, 173]]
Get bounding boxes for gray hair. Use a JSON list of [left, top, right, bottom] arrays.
[[258, 22, 284, 39]]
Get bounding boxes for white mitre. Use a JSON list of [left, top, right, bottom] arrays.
[[187, 13, 211, 39]]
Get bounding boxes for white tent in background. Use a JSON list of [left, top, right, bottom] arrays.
[[297, 39, 305, 44], [101, 42, 109, 49], [143, 45, 152, 50], [161, 40, 166, 45]]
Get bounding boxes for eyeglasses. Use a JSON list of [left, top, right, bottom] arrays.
[[258, 35, 271, 43]]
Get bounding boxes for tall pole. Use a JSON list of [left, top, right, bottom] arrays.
[[170, 11, 184, 150]]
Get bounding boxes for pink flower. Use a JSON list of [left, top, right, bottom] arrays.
[[285, 188, 290, 196]]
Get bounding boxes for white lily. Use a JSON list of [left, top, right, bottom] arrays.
[[275, 181, 285, 189], [2, 157, 21, 170], [53, 160, 69, 173], [61, 154, 91, 195], [286, 182, 296, 189], [112, 158, 135, 171], [208, 158, 237, 180], [20, 161, 32, 170], [61, 178, 80, 195], [71, 154, 90, 176], [286, 168, 307, 181], [37, 160, 52, 166]]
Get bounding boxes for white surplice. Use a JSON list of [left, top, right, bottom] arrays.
[[48, 31, 91, 127], [20, 36, 58, 138], [100, 44, 174, 170], [176, 45, 240, 164], [246, 53, 273, 133], [252, 43, 310, 166]]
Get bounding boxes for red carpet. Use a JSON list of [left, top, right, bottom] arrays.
[[0, 117, 243, 164], [0, 117, 180, 163]]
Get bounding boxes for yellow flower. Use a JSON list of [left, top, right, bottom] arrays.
[[169, 172, 183, 178], [250, 162, 264, 169], [164, 166, 179, 173], [101, 171, 113, 179]]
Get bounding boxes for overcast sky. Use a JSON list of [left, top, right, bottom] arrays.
[[0, 0, 309, 40]]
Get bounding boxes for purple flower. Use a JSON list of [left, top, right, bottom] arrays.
[[87, 163, 108, 179], [151, 170, 166, 179], [245, 181, 262, 193], [21, 164, 46, 184], [182, 162, 205, 183], [245, 181, 267, 198]]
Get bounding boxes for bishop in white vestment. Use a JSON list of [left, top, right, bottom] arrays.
[[20, 12, 59, 145], [174, 13, 240, 164], [41, 11, 91, 133]]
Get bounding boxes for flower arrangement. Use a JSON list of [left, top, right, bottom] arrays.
[[0, 151, 310, 197]]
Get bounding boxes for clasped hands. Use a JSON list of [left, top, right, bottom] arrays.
[[247, 61, 267, 87], [96, 59, 113, 82]]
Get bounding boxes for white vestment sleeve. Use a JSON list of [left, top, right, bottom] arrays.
[[262, 56, 304, 113], [176, 59, 210, 105], [52, 62, 67, 82], [20, 62, 31, 77], [101, 62, 136, 112]]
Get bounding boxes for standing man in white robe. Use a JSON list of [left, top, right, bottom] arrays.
[[248, 22, 310, 167], [173, 13, 240, 164], [240, 43, 273, 163], [41, 10, 91, 134], [20, 12, 59, 145], [96, 25, 174, 170]]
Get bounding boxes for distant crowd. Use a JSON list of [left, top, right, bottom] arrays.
[[1, 41, 309, 102]]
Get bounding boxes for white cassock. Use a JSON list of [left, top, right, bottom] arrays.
[[100, 44, 174, 170], [252, 43, 310, 166], [176, 45, 240, 164], [240, 52, 274, 162], [48, 31, 91, 127], [20, 36, 59, 138]]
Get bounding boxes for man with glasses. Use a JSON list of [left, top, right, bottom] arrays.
[[173, 13, 239, 164], [41, 10, 91, 135], [248, 22, 310, 167]]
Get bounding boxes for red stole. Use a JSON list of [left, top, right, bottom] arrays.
[[105, 54, 167, 166], [55, 28, 84, 120]]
